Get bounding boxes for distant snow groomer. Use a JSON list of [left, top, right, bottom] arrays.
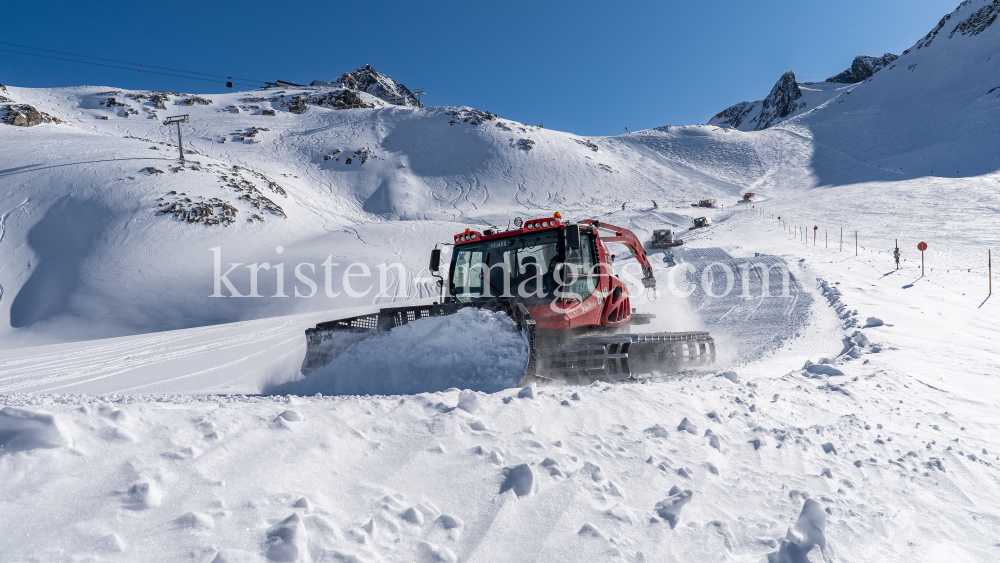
[[301, 215, 715, 385], [650, 229, 683, 248], [689, 217, 711, 229]]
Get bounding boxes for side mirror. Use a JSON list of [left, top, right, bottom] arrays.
[[429, 248, 441, 272], [565, 224, 580, 250]]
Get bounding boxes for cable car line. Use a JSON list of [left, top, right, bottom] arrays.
[[0, 42, 265, 87]]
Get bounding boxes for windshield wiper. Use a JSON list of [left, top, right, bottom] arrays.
[[483, 253, 505, 297]]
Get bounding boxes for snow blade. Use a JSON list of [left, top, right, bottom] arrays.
[[650, 240, 684, 248], [300, 299, 538, 380]]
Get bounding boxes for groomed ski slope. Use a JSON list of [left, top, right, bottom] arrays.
[[2, 206, 1000, 562]]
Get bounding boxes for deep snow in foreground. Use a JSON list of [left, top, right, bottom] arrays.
[[1, 364, 998, 562]]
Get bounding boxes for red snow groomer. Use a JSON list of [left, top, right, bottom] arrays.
[[692, 199, 717, 208], [300, 214, 715, 384], [739, 192, 756, 203]]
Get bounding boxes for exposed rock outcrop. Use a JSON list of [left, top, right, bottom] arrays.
[[754, 71, 804, 131], [950, 0, 999, 38], [305, 89, 376, 110], [179, 96, 213, 106], [711, 101, 755, 129], [287, 96, 309, 114], [912, 0, 998, 51], [2, 104, 62, 127], [708, 70, 808, 131], [826, 54, 898, 83], [327, 64, 416, 106]]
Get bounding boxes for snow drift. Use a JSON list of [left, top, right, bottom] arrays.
[[0, 406, 72, 453]]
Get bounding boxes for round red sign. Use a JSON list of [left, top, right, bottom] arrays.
[[917, 242, 928, 251]]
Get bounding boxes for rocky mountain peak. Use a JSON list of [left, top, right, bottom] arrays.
[[825, 54, 898, 84], [911, 0, 998, 51], [325, 64, 417, 106], [755, 70, 804, 130], [949, 0, 999, 38]]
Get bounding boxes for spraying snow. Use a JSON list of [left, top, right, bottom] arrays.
[[269, 307, 528, 396]]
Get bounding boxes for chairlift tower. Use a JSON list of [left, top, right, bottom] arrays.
[[412, 88, 426, 108], [163, 114, 190, 164]]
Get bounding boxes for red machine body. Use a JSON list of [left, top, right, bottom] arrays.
[[450, 216, 655, 333], [301, 214, 715, 383]]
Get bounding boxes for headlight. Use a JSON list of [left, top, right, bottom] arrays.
[[526, 223, 533, 230]]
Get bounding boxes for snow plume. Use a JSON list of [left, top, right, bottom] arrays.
[[268, 307, 528, 396], [642, 270, 706, 334]]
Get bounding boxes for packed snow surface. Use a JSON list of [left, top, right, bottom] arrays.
[[270, 308, 528, 396]]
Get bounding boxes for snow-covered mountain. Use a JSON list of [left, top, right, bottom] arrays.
[[794, 0, 1000, 179], [709, 0, 1000, 176], [0, 81, 742, 347], [3, 2, 1000, 562], [707, 70, 837, 131], [314, 64, 418, 106], [705, 54, 898, 132]]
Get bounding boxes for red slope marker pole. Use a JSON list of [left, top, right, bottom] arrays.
[[918, 241, 928, 277]]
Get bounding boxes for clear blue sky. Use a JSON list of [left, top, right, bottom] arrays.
[[1, 0, 957, 136]]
